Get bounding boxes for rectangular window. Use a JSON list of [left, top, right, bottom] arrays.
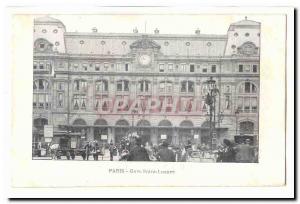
[[180, 64, 186, 72], [58, 93, 63, 107], [83, 64, 88, 71], [253, 65, 258, 73], [124, 81, 129, 91], [39, 94, 44, 108], [202, 68, 207, 73], [237, 97, 243, 111], [125, 63, 129, 72], [239, 64, 243, 72], [33, 62, 37, 69], [251, 97, 258, 112], [244, 97, 250, 112], [39, 63, 44, 69], [159, 64, 164, 72], [116, 63, 122, 71], [168, 64, 173, 72], [117, 81, 122, 91], [33, 94, 37, 107], [211, 65, 216, 73], [190, 64, 195, 72], [225, 95, 230, 109], [95, 64, 100, 71], [159, 83, 164, 93], [104, 63, 109, 71], [181, 82, 187, 92], [58, 82, 64, 91]]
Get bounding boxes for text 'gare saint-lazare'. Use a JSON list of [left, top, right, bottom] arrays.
[[32, 15, 260, 162]]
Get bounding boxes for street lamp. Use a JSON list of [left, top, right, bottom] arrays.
[[235, 109, 240, 135], [203, 77, 219, 151]]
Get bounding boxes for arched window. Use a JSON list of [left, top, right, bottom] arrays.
[[159, 81, 173, 94], [158, 120, 172, 127], [239, 121, 254, 134], [116, 80, 129, 92], [181, 80, 194, 93], [138, 80, 151, 93], [116, 119, 130, 126], [73, 118, 87, 126], [95, 80, 108, 92], [33, 118, 48, 129], [237, 82, 258, 113]]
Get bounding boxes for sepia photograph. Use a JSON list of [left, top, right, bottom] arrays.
[[32, 15, 260, 163], [7, 6, 293, 198]]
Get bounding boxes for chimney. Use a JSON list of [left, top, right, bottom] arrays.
[[154, 28, 159, 34], [195, 28, 200, 35], [92, 27, 98, 33]]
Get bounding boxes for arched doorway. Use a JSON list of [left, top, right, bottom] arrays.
[[70, 118, 87, 149], [115, 119, 130, 144], [158, 120, 173, 145], [32, 118, 48, 150], [136, 120, 151, 145], [179, 120, 194, 145], [94, 119, 108, 145]]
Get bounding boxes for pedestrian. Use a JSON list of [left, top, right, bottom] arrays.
[[127, 137, 150, 161], [84, 142, 91, 161], [156, 141, 176, 162], [92, 140, 99, 161], [220, 139, 236, 162], [109, 142, 114, 161]]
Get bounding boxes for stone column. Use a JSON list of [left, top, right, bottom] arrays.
[[108, 127, 115, 144]]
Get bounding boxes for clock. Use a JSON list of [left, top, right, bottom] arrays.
[[138, 54, 151, 66]]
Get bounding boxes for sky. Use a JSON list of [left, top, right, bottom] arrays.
[[48, 14, 256, 35]]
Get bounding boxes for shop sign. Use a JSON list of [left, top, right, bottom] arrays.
[[101, 135, 108, 140], [44, 125, 53, 138], [161, 134, 167, 139]]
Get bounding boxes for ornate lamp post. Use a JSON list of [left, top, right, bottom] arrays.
[[204, 77, 219, 151]]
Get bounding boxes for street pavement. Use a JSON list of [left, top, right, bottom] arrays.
[[33, 149, 121, 161]]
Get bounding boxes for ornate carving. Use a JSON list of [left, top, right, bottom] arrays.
[[34, 38, 54, 53], [237, 41, 259, 56], [130, 35, 161, 50]]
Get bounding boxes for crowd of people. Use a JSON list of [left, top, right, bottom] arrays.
[[47, 136, 258, 163]]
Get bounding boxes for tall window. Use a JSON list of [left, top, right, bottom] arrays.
[[237, 82, 258, 113], [73, 95, 87, 110], [159, 81, 173, 94], [58, 93, 64, 107], [138, 80, 151, 93], [190, 64, 195, 72], [33, 79, 50, 109], [159, 64, 165, 72], [95, 80, 108, 92], [73, 79, 87, 92], [211, 65, 216, 73], [181, 80, 194, 93], [239, 64, 243, 72], [116, 80, 129, 92]]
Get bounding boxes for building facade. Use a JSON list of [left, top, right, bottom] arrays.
[[32, 16, 260, 150]]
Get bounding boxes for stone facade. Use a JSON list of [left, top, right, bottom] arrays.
[[33, 16, 260, 149]]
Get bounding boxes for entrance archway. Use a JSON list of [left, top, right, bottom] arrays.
[[179, 120, 194, 145], [115, 119, 130, 144], [94, 119, 108, 145], [136, 120, 151, 145], [158, 120, 173, 145]]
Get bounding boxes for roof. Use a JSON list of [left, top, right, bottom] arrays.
[[34, 16, 66, 28], [231, 19, 260, 26], [64, 33, 227, 57]]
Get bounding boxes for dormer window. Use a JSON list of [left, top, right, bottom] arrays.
[[39, 43, 45, 49]]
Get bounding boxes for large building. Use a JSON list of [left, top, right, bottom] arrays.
[[32, 16, 260, 150]]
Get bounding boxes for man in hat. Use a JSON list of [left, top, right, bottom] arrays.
[[127, 137, 150, 161], [156, 140, 176, 162]]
